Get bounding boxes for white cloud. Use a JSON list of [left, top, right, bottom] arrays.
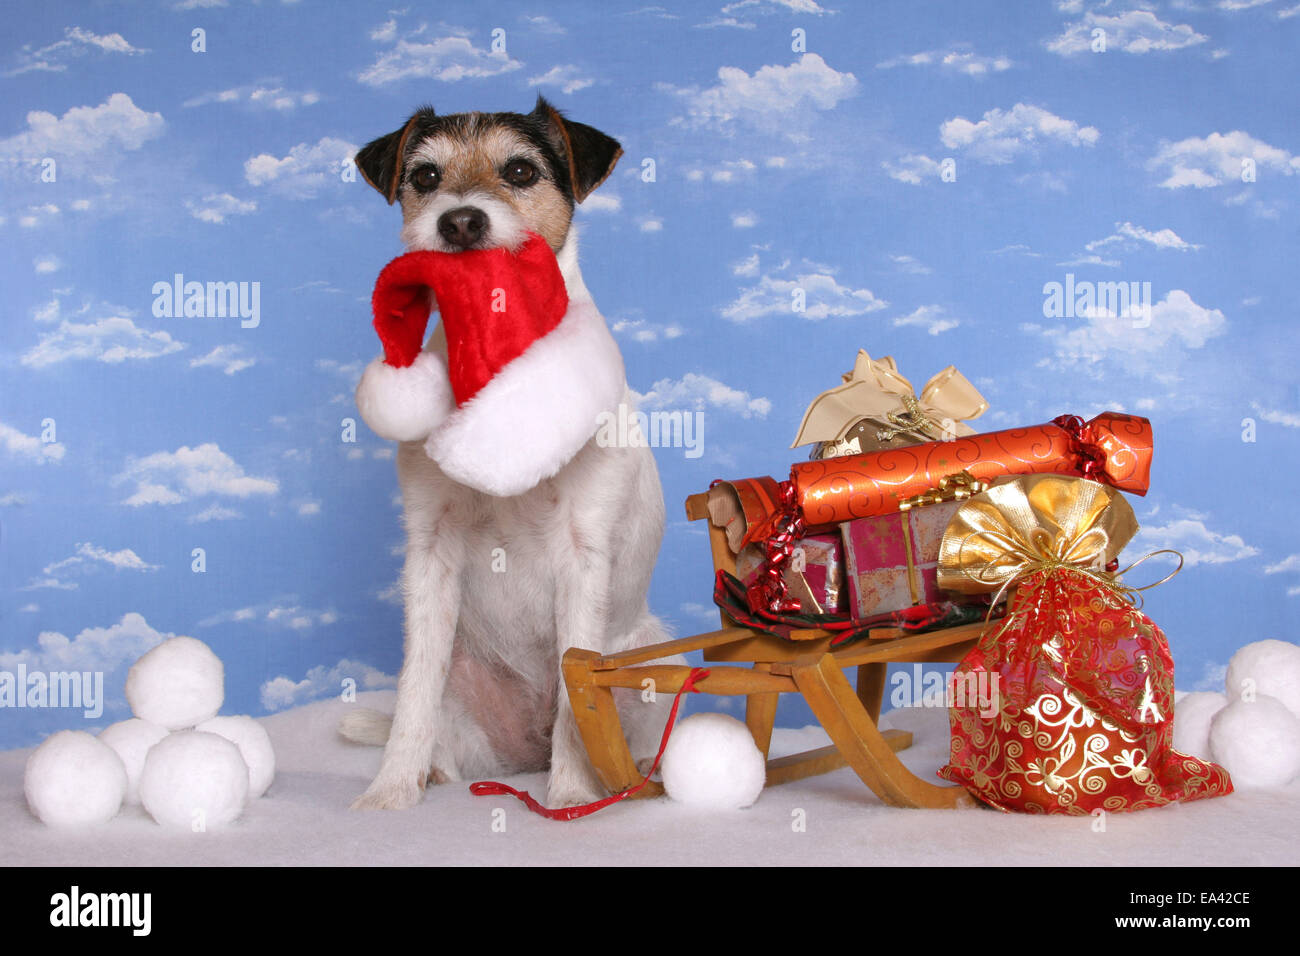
[[1032, 289, 1226, 373], [186, 192, 257, 223], [183, 85, 321, 111], [890, 254, 931, 274], [34, 255, 61, 274], [190, 344, 256, 375], [1048, 10, 1208, 55], [733, 253, 760, 277], [21, 313, 185, 368], [0, 422, 65, 464], [722, 0, 832, 13], [0, 94, 163, 173], [297, 501, 321, 517], [1130, 518, 1259, 567], [115, 443, 278, 507], [1265, 554, 1300, 574], [44, 542, 159, 576], [696, 16, 758, 29], [579, 192, 621, 213], [528, 64, 594, 95], [1249, 402, 1300, 428], [18, 203, 60, 228], [1218, 0, 1274, 9], [639, 217, 663, 232], [370, 19, 397, 42], [731, 210, 758, 228], [1086, 221, 1200, 253], [635, 373, 771, 418], [722, 258, 887, 322], [610, 318, 683, 344], [1147, 130, 1300, 188], [357, 34, 522, 86], [882, 153, 944, 185], [244, 136, 358, 199], [190, 504, 242, 522], [892, 304, 959, 335], [940, 103, 1099, 164], [665, 53, 858, 139], [261, 658, 396, 711], [877, 48, 1012, 76], [6, 27, 146, 76], [0, 612, 173, 674]]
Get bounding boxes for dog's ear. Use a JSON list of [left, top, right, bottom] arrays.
[[355, 113, 423, 205], [532, 95, 623, 204]]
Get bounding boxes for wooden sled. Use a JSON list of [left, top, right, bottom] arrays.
[[562, 492, 991, 809]]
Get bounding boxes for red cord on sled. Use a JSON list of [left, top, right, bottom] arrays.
[[469, 666, 711, 821]]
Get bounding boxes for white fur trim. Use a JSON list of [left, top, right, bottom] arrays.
[[424, 297, 624, 496], [355, 351, 454, 443]]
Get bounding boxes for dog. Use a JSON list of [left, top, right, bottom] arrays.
[[341, 96, 676, 811]]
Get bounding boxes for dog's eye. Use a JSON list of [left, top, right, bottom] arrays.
[[503, 159, 538, 188], [411, 166, 441, 192]]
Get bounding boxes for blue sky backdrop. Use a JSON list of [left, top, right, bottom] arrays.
[[2, 0, 1298, 747]]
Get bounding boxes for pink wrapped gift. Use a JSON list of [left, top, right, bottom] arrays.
[[735, 532, 846, 616], [839, 500, 965, 618]]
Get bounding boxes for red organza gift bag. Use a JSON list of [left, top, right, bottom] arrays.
[[934, 476, 1233, 814]]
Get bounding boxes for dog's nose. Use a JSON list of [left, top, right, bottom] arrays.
[[438, 206, 488, 249]]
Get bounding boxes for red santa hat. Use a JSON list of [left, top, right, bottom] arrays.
[[354, 233, 625, 496]]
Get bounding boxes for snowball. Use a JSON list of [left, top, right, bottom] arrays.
[[1225, 639, 1300, 718], [98, 718, 170, 805], [196, 715, 276, 799], [126, 636, 224, 730], [1208, 694, 1300, 789], [25, 730, 127, 827], [1171, 691, 1228, 762], [661, 713, 766, 810], [139, 730, 249, 829]]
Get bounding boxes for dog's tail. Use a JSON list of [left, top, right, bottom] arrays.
[[337, 708, 393, 746]]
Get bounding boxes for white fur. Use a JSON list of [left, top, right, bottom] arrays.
[[400, 189, 528, 254], [349, 223, 679, 811], [355, 350, 454, 443]]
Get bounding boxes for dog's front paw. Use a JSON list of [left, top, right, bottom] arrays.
[[545, 766, 605, 810], [350, 772, 426, 811]]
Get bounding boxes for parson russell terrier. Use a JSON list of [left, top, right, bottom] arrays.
[[340, 96, 678, 810]]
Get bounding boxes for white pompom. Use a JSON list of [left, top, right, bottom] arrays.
[[25, 730, 127, 827], [355, 352, 454, 443], [196, 715, 276, 799], [1224, 639, 1300, 718], [1171, 691, 1227, 762], [98, 718, 170, 805], [126, 636, 224, 730], [1208, 694, 1300, 788], [661, 713, 766, 810], [139, 730, 249, 829]]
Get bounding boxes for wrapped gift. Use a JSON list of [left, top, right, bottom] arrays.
[[791, 350, 989, 459], [735, 532, 846, 616], [839, 472, 990, 617], [933, 476, 1233, 814]]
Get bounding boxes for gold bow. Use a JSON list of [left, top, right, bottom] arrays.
[[938, 476, 1136, 593], [937, 475, 1182, 614], [790, 350, 989, 449]]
